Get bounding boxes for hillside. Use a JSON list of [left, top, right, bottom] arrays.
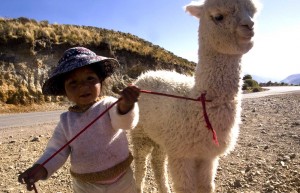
[[0, 17, 196, 105], [281, 74, 300, 85]]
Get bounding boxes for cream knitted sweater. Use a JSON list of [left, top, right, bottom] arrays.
[[35, 96, 139, 179]]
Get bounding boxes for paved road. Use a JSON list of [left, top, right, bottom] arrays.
[[1, 86, 299, 129], [0, 110, 64, 129]]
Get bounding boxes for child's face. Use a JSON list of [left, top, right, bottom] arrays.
[[64, 66, 101, 108]]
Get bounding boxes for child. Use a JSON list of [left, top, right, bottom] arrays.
[[18, 47, 140, 193]]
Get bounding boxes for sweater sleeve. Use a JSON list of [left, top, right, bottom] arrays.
[[35, 118, 71, 179], [108, 97, 139, 131]]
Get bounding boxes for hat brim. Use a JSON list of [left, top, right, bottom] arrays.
[[42, 58, 119, 96]]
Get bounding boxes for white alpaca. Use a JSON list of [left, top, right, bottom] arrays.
[[132, 0, 260, 192]]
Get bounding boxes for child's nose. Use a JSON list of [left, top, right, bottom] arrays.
[[78, 81, 90, 89]]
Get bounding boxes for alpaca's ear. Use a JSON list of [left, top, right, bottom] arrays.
[[184, 1, 204, 19], [252, 0, 263, 18]]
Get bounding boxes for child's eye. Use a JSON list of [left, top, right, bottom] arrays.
[[87, 76, 96, 81], [68, 81, 77, 87]]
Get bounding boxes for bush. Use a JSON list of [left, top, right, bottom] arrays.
[[252, 87, 262, 92], [242, 83, 249, 90], [244, 79, 259, 88], [242, 74, 262, 92], [243, 74, 252, 80]]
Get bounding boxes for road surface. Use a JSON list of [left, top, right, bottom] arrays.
[[1, 86, 299, 129], [0, 110, 64, 129]]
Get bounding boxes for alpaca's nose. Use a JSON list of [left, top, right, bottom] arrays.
[[241, 15, 254, 30]]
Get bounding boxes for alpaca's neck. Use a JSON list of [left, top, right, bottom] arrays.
[[192, 46, 243, 102]]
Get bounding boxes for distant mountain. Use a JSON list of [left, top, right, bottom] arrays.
[[245, 73, 300, 84], [246, 74, 279, 83], [281, 74, 300, 85], [251, 75, 270, 83]]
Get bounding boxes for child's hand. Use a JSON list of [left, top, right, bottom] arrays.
[[18, 164, 47, 191], [118, 85, 140, 114]]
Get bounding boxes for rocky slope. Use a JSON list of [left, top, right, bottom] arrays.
[[0, 92, 299, 193]]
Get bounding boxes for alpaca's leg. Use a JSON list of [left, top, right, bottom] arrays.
[[132, 136, 154, 193], [167, 156, 197, 193], [150, 145, 170, 193], [196, 158, 219, 193]]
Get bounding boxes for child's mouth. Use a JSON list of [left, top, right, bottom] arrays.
[[80, 93, 91, 98]]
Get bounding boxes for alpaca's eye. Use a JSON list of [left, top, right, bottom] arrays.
[[214, 14, 224, 21]]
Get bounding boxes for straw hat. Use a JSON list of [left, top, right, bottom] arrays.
[[42, 47, 119, 95]]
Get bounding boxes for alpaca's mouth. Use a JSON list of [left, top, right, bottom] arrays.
[[240, 35, 253, 42], [242, 31, 254, 39], [237, 29, 254, 44], [237, 27, 255, 42]]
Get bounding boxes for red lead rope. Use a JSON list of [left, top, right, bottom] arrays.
[[29, 89, 218, 193]]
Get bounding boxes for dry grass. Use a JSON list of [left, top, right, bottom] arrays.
[[0, 17, 195, 70]]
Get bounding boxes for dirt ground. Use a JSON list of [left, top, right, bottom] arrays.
[[0, 93, 299, 193]]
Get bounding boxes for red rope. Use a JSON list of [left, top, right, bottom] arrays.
[[140, 89, 205, 101], [198, 93, 219, 146], [28, 90, 218, 192]]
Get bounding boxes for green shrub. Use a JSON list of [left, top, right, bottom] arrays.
[[242, 74, 262, 92], [252, 87, 262, 92], [242, 83, 248, 90], [243, 74, 252, 80], [244, 79, 259, 88]]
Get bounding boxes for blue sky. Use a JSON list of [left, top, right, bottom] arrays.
[[1, 0, 299, 81]]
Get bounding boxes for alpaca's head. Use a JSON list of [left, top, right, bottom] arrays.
[[185, 0, 261, 55]]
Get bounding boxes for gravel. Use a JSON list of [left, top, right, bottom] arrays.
[[0, 93, 299, 193]]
